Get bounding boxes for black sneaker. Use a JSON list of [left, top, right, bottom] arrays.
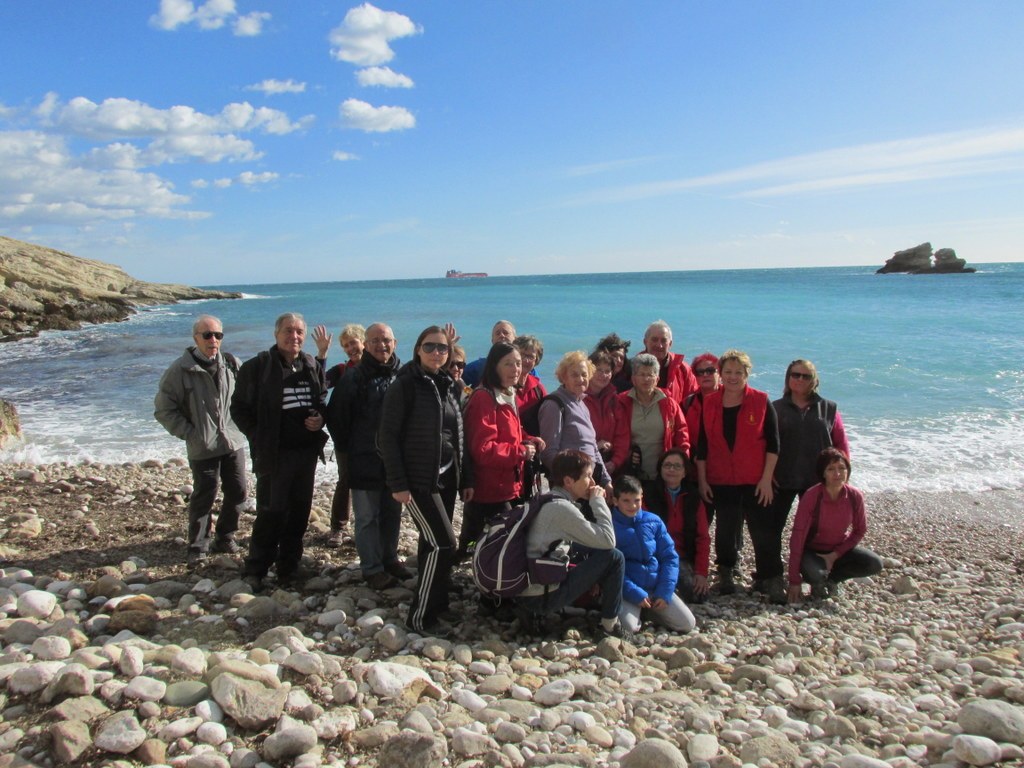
[[211, 537, 241, 554], [594, 621, 636, 643], [514, 605, 544, 637]]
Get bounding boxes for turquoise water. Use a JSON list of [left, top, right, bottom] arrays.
[[2, 264, 1022, 492]]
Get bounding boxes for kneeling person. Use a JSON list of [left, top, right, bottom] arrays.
[[517, 450, 625, 637], [612, 475, 696, 634]]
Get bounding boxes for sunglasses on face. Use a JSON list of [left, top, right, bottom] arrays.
[[789, 372, 813, 380], [694, 367, 717, 376], [199, 331, 224, 340], [449, 361, 466, 370], [421, 342, 450, 354]]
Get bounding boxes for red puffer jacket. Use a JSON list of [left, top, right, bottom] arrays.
[[464, 388, 528, 503]]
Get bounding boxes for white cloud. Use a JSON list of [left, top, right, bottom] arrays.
[[356, 66, 414, 88], [329, 3, 421, 66], [45, 96, 308, 140], [333, 151, 359, 161], [340, 98, 414, 132], [245, 78, 306, 95], [150, 0, 269, 36], [144, 134, 260, 164], [237, 170, 278, 185], [233, 11, 270, 36], [569, 124, 1024, 205], [200, 170, 278, 189], [0, 130, 205, 225]]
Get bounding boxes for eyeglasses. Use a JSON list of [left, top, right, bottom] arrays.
[[694, 367, 717, 376], [368, 338, 395, 346], [661, 462, 685, 470], [421, 342, 450, 354], [789, 372, 813, 381], [449, 361, 466, 370], [199, 331, 224, 340]]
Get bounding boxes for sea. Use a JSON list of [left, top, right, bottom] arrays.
[[1, 265, 1022, 494]]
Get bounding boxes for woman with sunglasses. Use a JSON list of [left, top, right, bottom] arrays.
[[771, 359, 849, 559], [447, 344, 472, 407], [379, 326, 474, 633], [682, 352, 720, 456]]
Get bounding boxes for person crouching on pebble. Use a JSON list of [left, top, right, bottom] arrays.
[[612, 474, 696, 634], [787, 447, 883, 602]]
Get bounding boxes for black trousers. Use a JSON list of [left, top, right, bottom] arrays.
[[245, 447, 319, 578], [713, 483, 786, 581], [187, 447, 247, 552], [404, 485, 457, 631], [801, 547, 884, 584], [458, 500, 511, 554]]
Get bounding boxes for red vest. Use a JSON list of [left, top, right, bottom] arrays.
[[702, 386, 768, 486]]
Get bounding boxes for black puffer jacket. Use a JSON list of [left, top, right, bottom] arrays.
[[378, 360, 473, 494], [326, 353, 400, 489]]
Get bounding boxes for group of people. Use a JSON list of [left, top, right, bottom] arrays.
[[155, 313, 883, 637]]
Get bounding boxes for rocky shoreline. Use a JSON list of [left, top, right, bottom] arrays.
[[1, 461, 1023, 768], [0, 236, 240, 343]]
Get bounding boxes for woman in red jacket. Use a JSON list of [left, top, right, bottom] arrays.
[[585, 350, 629, 476], [787, 447, 882, 601], [695, 350, 781, 601], [460, 341, 545, 556], [617, 353, 689, 481]]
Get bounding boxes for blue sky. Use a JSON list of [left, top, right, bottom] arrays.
[[2, 1, 1023, 284]]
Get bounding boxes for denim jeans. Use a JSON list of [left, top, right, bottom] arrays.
[[518, 547, 625, 621], [351, 489, 402, 575]]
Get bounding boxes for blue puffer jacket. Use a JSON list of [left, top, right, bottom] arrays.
[[611, 508, 680, 604]]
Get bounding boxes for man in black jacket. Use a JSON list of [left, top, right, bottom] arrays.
[[326, 322, 409, 590], [230, 313, 327, 590]]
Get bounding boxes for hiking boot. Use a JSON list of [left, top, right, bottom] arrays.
[[243, 574, 264, 592], [211, 536, 241, 555], [593, 621, 636, 644], [384, 561, 413, 581], [365, 571, 399, 590], [762, 576, 788, 605], [825, 579, 844, 599], [810, 581, 829, 600], [186, 548, 208, 566], [717, 567, 738, 595], [327, 529, 345, 548]]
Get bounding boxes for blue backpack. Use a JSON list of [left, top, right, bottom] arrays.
[[471, 492, 570, 598]]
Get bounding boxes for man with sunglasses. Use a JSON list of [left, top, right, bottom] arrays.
[[155, 315, 248, 566]]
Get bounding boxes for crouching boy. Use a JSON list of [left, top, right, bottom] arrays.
[[612, 475, 696, 634], [516, 449, 626, 638]]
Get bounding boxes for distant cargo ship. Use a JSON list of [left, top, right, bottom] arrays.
[[445, 269, 488, 279]]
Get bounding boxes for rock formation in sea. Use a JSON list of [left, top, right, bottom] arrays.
[[0, 398, 19, 448], [877, 242, 976, 274], [0, 235, 241, 342]]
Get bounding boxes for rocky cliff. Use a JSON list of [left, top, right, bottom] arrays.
[[877, 242, 975, 274], [0, 236, 241, 341]]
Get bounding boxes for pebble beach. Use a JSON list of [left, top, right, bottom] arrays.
[[1, 461, 1024, 768]]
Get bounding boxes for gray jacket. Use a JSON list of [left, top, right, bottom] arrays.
[[519, 487, 615, 597], [155, 347, 246, 461]]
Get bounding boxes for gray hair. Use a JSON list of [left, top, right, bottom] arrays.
[[274, 313, 306, 333], [644, 319, 672, 341], [192, 315, 222, 335], [630, 352, 660, 376]]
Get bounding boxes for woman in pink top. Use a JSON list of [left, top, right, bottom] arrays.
[[787, 447, 883, 601]]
